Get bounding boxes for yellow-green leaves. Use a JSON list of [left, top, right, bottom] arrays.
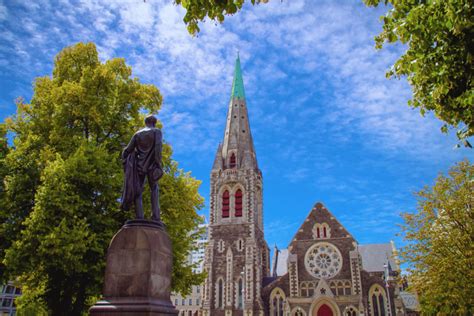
[[365, 0, 474, 145], [175, 0, 268, 35], [0, 42, 203, 314], [400, 160, 474, 314], [53, 43, 100, 84]]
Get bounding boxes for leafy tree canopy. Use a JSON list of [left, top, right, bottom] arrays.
[[0, 42, 204, 315], [364, 0, 473, 145], [400, 160, 474, 314], [175, 0, 268, 34]]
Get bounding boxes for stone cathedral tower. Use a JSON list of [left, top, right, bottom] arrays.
[[202, 56, 270, 316]]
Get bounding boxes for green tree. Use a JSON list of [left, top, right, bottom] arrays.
[[364, 0, 473, 145], [0, 42, 204, 315], [175, 0, 268, 35], [400, 160, 474, 314], [0, 124, 9, 279]]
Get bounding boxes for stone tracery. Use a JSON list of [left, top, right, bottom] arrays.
[[305, 242, 342, 279]]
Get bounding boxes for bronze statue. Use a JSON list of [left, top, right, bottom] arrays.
[[121, 115, 163, 221]]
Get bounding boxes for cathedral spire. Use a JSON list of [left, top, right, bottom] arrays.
[[218, 55, 258, 170], [231, 54, 245, 99], [204, 55, 268, 315]]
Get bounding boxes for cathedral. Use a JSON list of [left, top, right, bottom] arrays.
[[201, 57, 413, 316]]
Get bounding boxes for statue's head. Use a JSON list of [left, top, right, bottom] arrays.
[[145, 115, 157, 127]]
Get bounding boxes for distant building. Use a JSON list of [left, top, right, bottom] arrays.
[[201, 56, 418, 315], [398, 277, 420, 316], [0, 282, 21, 316], [399, 292, 419, 316], [171, 221, 208, 316], [190, 223, 208, 274], [173, 286, 203, 316]]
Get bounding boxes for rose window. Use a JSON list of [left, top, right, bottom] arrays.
[[304, 242, 342, 279]]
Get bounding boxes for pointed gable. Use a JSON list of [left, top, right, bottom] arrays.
[[314, 279, 334, 298], [289, 202, 356, 248]]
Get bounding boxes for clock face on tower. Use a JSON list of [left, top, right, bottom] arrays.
[[304, 242, 342, 279]]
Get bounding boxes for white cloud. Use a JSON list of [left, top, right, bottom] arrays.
[[0, 1, 7, 21], [1, 0, 471, 249], [119, 2, 157, 31], [0, 0, 467, 164]]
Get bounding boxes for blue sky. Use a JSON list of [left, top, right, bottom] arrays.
[[0, 0, 472, 251]]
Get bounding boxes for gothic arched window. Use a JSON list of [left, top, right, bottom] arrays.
[[337, 281, 344, 296], [269, 288, 285, 316], [216, 279, 224, 309], [230, 153, 236, 168], [369, 284, 388, 316], [300, 282, 309, 297], [372, 294, 379, 316], [300, 281, 315, 297], [237, 239, 244, 251], [329, 281, 337, 295], [345, 306, 358, 316], [235, 189, 243, 217], [222, 190, 230, 218], [293, 309, 305, 316], [217, 240, 225, 253], [344, 281, 352, 295], [312, 223, 331, 239], [237, 278, 244, 309]]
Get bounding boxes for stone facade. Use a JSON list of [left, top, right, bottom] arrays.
[[203, 57, 413, 316], [262, 203, 408, 316], [201, 56, 270, 316]]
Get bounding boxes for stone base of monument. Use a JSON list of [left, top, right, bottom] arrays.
[[90, 220, 178, 316]]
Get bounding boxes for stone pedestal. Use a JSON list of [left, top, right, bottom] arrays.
[[90, 220, 178, 316]]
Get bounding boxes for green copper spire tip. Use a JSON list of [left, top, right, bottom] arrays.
[[231, 55, 246, 99]]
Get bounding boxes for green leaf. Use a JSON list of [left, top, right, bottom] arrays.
[[399, 160, 474, 314], [1, 43, 204, 314], [365, 0, 474, 142]]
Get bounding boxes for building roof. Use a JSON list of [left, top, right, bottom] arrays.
[[400, 291, 420, 311], [358, 243, 397, 272], [262, 276, 278, 288], [272, 243, 398, 277]]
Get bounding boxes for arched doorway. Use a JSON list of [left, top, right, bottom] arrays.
[[317, 304, 333, 316], [310, 298, 339, 316]]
